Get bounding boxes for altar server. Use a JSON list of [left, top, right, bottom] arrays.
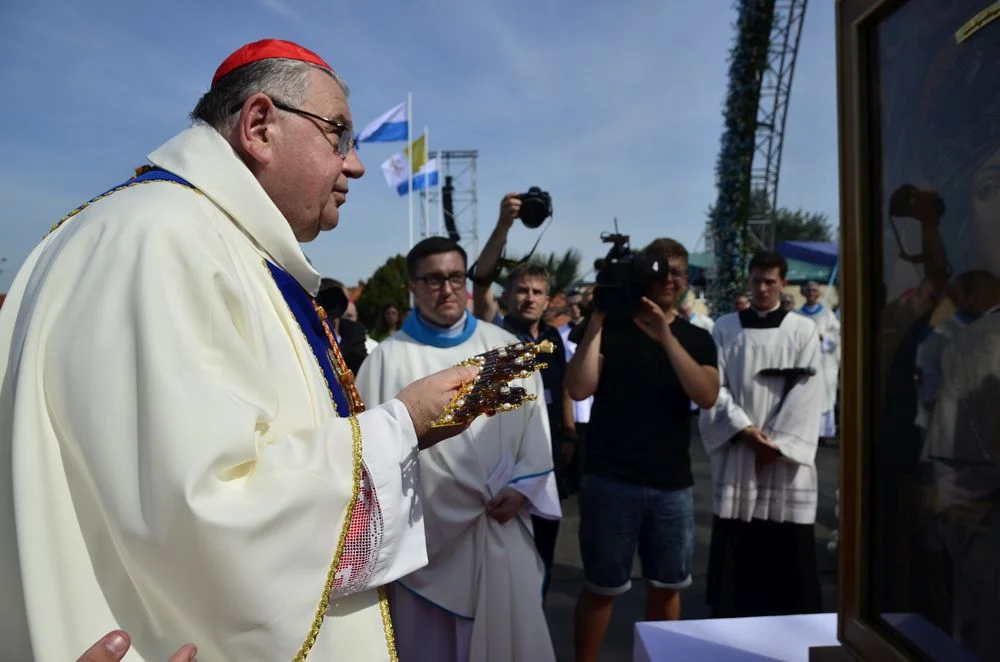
[[799, 280, 841, 438], [356, 237, 561, 662], [699, 250, 824, 617], [0, 39, 477, 662]]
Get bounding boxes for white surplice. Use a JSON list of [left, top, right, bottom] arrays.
[[798, 304, 840, 436], [0, 123, 428, 661], [355, 322, 561, 662], [699, 309, 823, 524]]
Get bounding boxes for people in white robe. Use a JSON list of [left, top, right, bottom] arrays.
[[679, 297, 715, 334], [1, 39, 480, 662], [922, 273, 1000, 660], [914, 272, 984, 432], [355, 237, 561, 662], [780, 292, 796, 312], [679, 297, 716, 414], [699, 250, 824, 617], [798, 280, 841, 438]]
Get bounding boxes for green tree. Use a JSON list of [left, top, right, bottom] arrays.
[[495, 248, 583, 296], [749, 188, 834, 243], [708, 189, 835, 246], [356, 255, 409, 335]]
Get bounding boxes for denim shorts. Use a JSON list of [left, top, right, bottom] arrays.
[[578, 473, 695, 595]]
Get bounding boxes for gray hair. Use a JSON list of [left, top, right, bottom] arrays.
[[190, 58, 349, 135]]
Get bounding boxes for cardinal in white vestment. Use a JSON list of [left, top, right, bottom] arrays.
[[699, 252, 824, 618], [798, 281, 840, 438], [0, 40, 478, 662], [356, 237, 561, 662]]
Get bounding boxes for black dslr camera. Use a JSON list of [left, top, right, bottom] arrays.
[[592, 232, 663, 318], [517, 187, 552, 228]]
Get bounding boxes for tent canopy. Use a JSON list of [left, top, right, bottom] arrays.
[[688, 252, 833, 283], [774, 241, 839, 269]]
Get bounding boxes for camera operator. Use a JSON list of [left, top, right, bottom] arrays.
[[565, 238, 719, 662], [470, 194, 575, 601]]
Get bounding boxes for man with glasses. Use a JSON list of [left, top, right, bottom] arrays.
[[1, 40, 482, 662], [566, 238, 719, 662], [356, 237, 561, 662]]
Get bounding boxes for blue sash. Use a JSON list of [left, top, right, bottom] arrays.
[[265, 261, 352, 417]]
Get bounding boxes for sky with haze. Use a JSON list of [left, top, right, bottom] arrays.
[[0, 0, 839, 292]]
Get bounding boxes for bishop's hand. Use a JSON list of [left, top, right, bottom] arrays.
[[396, 364, 481, 449], [76, 630, 196, 662]]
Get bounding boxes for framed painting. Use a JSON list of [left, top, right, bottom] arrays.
[[832, 0, 1000, 660]]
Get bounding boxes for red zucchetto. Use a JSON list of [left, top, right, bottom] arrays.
[[211, 39, 332, 87]]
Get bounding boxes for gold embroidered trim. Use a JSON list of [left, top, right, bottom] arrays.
[[44, 172, 197, 239], [956, 1, 1000, 44], [261, 260, 396, 659], [292, 415, 364, 662], [377, 585, 399, 662]]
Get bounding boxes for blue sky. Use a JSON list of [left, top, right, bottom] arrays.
[[0, 0, 839, 292]]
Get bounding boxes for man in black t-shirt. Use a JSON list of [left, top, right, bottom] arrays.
[[566, 238, 719, 662]]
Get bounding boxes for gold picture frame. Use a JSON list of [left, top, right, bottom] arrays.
[[831, 1, 1000, 660]]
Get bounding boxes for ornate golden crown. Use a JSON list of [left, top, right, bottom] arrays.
[[430, 340, 555, 428]]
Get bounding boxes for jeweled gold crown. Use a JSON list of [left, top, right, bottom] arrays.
[[430, 340, 555, 428]]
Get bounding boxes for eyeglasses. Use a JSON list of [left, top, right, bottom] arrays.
[[414, 273, 466, 291], [648, 267, 687, 282], [229, 98, 356, 157]]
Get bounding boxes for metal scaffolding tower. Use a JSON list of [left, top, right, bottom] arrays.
[[747, 0, 808, 249], [423, 150, 480, 259]]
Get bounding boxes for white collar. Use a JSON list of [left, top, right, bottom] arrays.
[[751, 302, 781, 317], [147, 122, 321, 295]]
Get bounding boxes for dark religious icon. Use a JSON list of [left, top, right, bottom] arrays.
[[431, 340, 555, 428]]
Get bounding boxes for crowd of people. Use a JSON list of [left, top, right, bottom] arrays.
[[0, 39, 843, 662]]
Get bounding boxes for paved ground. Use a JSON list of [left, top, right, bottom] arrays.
[[542, 431, 840, 662]]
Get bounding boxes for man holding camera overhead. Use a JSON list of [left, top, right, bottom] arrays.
[[564, 238, 719, 662], [471, 192, 576, 600]]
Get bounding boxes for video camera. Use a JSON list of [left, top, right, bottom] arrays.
[[517, 187, 553, 228], [592, 231, 663, 318]]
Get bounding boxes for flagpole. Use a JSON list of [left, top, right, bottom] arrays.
[[437, 147, 444, 236], [423, 125, 431, 239], [407, 92, 413, 251]]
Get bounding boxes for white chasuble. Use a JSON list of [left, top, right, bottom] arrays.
[[356, 323, 560, 662], [699, 308, 823, 524], [0, 123, 427, 661]]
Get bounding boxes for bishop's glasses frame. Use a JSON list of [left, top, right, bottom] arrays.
[[227, 98, 357, 158]]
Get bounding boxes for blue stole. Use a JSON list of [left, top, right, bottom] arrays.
[[265, 262, 352, 417], [955, 310, 978, 326], [800, 303, 824, 316], [401, 309, 478, 348]]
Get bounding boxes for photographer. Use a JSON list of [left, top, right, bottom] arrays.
[[471, 194, 575, 600], [471, 192, 528, 322], [565, 238, 718, 662]]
